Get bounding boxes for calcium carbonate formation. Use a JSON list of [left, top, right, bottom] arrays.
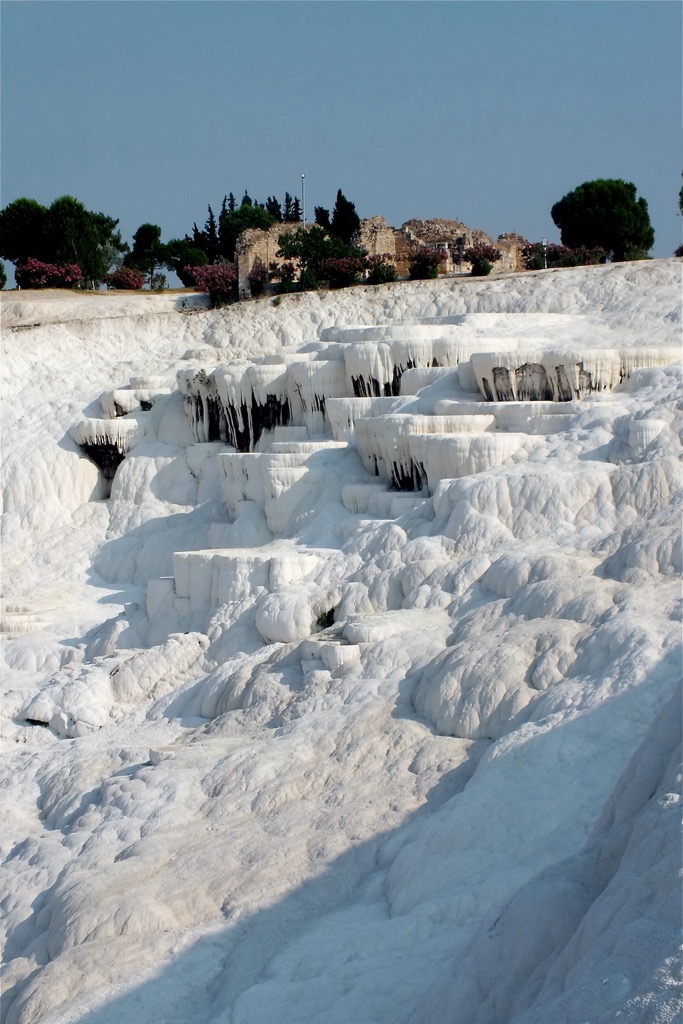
[[61, 307, 681, 659], [2, 262, 681, 1024]]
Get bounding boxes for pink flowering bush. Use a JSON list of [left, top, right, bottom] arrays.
[[520, 242, 606, 270], [409, 248, 447, 280], [105, 267, 145, 290], [319, 255, 368, 288], [247, 259, 268, 296], [189, 261, 237, 306], [463, 243, 502, 277], [15, 258, 83, 289], [366, 254, 398, 285]]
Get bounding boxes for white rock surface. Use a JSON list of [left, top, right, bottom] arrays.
[[1, 262, 681, 1024]]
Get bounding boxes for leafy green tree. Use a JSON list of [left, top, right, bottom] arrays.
[[46, 196, 126, 285], [0, 263, 7, 289], [45, 196, 87, 269], [91, 212, 128, 274], [218, 202, 275, 262], [283, 192, 295, 222], [266, 196, 283, 221], [164, 239, 208, 286], [125, 223, 167, 283], [276, 226, 367, 288], [551, 179, 654, 261], [0, 195, 125, 286], [98, 237, 127, 277], [291, 197, 302, 223], [0, 197, 48, 265], [204, 206, 220, 262], [330, 190, 360, 244], [314, 206, 331, 230]]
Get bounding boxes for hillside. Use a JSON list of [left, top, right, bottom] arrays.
[[1, 261, 681, 1024]]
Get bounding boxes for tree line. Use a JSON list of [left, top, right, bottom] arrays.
[[0, 187, 363, 290], [0, 178, 665, 292]]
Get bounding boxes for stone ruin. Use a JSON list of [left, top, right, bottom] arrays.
[[235, 216, 526, 297]]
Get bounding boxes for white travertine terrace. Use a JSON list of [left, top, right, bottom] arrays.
[[2, 261, 681, 1024], [69, 416, 143, 451], [470, 345, 681, 402], [354, 414, 503, 490], [326, 396, 403, 442]]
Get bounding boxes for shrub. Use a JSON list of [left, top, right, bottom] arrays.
[[276, 227, 368, 291], [297, 267, 319, 292], [247, 259, 268, 296], [674, 243, 683, 257], [318, 255, 368, 288], [520, 242, 606, 270], [572, 246, 607, 266], [409, 248, 446, 280], [316, 608, 335, 628], [105, 266, 145, 290], [464, 244, 502, 277], [16, 258, 84, 288], [366, 254, 398, 285], [190, 261, 237, 306], [269, 261, 297, 294]]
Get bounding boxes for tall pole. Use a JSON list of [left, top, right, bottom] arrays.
[[301, 173, 306, 228]]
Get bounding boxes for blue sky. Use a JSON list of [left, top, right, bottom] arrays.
[[1, 0, 681, 276]]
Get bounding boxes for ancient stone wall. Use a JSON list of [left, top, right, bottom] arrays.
[[235, 222, 302, 297], [402, 219, 524, 274], [355, 216, 414, 276], [234, 216, 525, 298]]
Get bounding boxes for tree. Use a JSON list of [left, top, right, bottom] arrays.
[[125, 223, 166, 282], [203, 206, 220, 262], [276, 226, 367, 289], [314, 206, 331, 230], [330, 190, 360, 244], [282, 193, 294, 224], [46, 196, 127, 286], [266, 196, 282, 221], [0, 195, 125, 286], [218, 202, 275, 262], [0, 197, 48, 265], [551, 179, 654, 261], [164, 238, 208, 286], [291, 197, 302, 223], [0, 263, 6, 289], [45, 196, 92, 272]]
